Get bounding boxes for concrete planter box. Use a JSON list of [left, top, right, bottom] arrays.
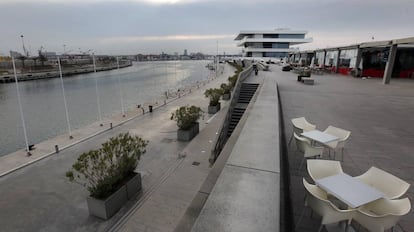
[[177, 122, 199, 141], [86, 172, 142, 220], [126, 172, 142, 199], [208, 103, 221, 114], [222, 93, 231, 100]]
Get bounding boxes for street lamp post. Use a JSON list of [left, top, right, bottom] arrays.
[[116, 57, 125, 117], [57, 56, 73, 139], [11, 56, 31, 156], [92, 53, 103, 126]]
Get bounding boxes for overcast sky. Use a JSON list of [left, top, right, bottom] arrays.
[[1, 0, 413, 56]]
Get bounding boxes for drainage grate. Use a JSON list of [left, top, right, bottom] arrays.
[[192, 161, 200, 166]]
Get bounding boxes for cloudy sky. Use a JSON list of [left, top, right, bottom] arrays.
[[1, 0, 413, 56]]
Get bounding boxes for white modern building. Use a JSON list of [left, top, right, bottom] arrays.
[[234, 29, 312, 59]]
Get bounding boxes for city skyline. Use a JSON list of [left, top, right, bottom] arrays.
[[1, 0, 414, 55]]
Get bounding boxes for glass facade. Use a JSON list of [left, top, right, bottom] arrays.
[[263, 43, 289, 48], [279, 34, 305, 39], [315, 51, 325, 66], [262, 34, 305, 39], [325, 50, 339, 66], [339, 49, 357, 68], [263, 34, 279, 38]]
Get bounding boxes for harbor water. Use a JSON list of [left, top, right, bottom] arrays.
[[0, 60, 212, 156]]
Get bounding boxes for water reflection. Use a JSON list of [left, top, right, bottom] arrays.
[[0, 60, 210, 156]]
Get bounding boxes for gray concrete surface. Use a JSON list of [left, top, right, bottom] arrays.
[[0, 64, 234, 232], [273, 66, 414, 231], [192, 72, 280, 232]]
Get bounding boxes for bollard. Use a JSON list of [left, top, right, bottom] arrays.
[[55, 145, 59, 153], [110, 122, 113, 129], [149, 105, 153, 113]]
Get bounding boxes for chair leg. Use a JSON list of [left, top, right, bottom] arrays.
[[317, 224, 324, 232], [288, 133, 293, 146], [295, 207, 307, 230], [298, 157, 305, 171]]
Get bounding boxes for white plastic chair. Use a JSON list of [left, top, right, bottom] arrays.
[[294, 132, 324, 171], [323, 125, 351, 161], [288, 117, 316, 145], [355, 167, 410, 199], [297, 178, 356, 232], [354, 198, 411, 232], [307, 159, 343, 181]]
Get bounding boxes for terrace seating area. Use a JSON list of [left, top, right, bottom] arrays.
[[290, 116, 411, 232]]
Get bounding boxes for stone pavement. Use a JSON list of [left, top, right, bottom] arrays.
[[0, 79, 195, 177], [0, 63, 235, 232], [111, 95, 229, 232], [191, 69, 280, 232], [272, 66, 414, 231]]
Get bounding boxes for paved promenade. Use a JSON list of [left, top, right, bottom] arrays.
[[273, 67, 414, 231], [0, 63, 234, 231]]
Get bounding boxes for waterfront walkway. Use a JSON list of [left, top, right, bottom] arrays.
[[1, 62, 413, 232], [0, 63, 234, 231]]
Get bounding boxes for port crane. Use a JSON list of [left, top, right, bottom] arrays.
[[20, 35, 30, 57]]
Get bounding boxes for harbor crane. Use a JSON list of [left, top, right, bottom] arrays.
[[20, 35, 30, 57]]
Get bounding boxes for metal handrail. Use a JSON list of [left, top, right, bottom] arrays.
[[209, 62, 253, 164]]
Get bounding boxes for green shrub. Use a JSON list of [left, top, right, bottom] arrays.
[[204, 88, 223, 106], [171, 105, 203, 130], [66, 133, 148, 199], [228, 74, 238, 88], [220, 83, 231, 94]]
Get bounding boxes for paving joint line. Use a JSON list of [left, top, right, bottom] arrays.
[[226, 163, 280, 174]]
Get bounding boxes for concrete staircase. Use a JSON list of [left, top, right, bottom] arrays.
[[227, 83, 259, 137]]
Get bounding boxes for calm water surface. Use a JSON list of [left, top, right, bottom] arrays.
[[0, 60, 212, 156]]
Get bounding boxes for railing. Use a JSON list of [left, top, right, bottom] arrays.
[[209, 61, 253, 164]]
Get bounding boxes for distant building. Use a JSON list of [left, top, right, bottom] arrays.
[[184, 49, 188, 56], [44, 52, 57, 60], [234, 29, 312, 58], [9, 50, 23, 58]]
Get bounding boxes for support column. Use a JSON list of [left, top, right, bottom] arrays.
[[335, 49, 341, 73], [383, 44, 397, 84], [352, 47, 363, 77], [354, 46, 362, 70]]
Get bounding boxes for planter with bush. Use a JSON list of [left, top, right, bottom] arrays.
[[171, 105, 203, 141], [66, 133, 148, 220], [220, 83, 231, 100], [204, 88, 223, 114]]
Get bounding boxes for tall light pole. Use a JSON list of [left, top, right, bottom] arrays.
[[216, 40, 219, 78], [92, 52, 103, 126], [20, 35, 28, 56], [116, 57, 125, 117], [12, 56, 30, 156], [57, 56, 73, 139]]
